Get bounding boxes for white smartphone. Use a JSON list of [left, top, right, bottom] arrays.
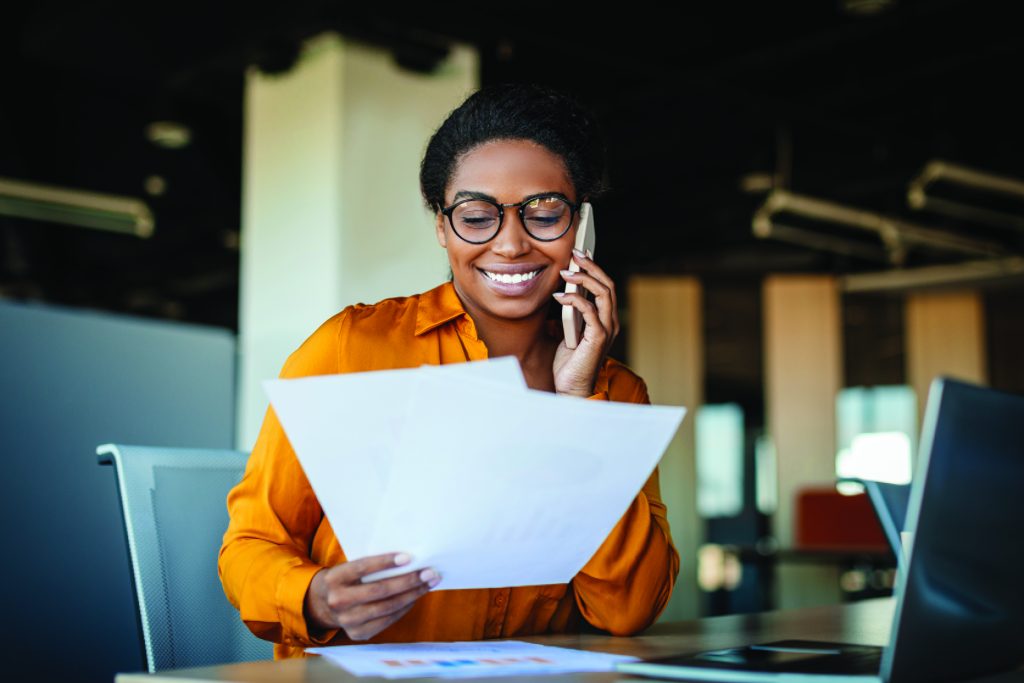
[[561, 202, 596, 349]]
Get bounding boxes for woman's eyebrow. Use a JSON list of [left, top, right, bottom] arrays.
[[452, 190, 497, 202], [451, 190, 573, 203]]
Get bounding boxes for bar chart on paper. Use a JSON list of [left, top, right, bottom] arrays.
[[308, 640, 638, 678]]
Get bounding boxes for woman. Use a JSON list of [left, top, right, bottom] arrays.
[[218, 83, 679, 658]]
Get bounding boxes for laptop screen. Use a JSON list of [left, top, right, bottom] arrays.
[[882, 377, 1024, 683]]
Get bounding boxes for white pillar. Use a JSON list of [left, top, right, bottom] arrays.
[[628, 276, 704, 620], [763, 275, 843, 609], [763, 275, 843, 548], [238, 33, 479, 448], [905, 290, 987, 424]]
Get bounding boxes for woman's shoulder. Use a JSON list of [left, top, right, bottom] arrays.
[[600, 357, 650, 404], [280, 285, 445, 378]]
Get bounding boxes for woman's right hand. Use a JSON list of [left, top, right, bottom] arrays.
[[304, 552, 440, 641]]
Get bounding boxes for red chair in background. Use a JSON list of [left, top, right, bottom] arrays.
[[794, 486, 889, 553]]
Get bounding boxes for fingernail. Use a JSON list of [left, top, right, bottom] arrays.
[[585, 249, 593, 259], [560, 269, 574, 277], [419, 569, 437, 582], [428, 577, 441, 588], [394, 553, 412, 566], [573, 248, 586, 258], [552, 292, 566, 299]]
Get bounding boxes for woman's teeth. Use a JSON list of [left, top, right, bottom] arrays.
[[484, 269, 540, 284]]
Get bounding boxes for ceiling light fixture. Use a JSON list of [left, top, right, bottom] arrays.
[[0, 176, 154, 238], [841, 0, 896, 16], [752, 189, 1006, 266], [840, 257, 1024, 292], [145, 121, 192, 149], [908, 160, 1024, 233]]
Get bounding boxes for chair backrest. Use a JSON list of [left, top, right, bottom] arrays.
[[97, 444, 272, 672], [793, 486, 889, 552]]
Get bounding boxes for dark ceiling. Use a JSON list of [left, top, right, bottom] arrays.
[[2, 0, 1023, 332]]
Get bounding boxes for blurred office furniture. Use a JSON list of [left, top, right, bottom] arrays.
[[0, 300, 236, 683], [98, 444, 271, 671], [791, 486, 896, 602], [794, 487, 889, 553]]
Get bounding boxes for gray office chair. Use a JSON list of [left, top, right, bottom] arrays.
[[98, 444, 273, 672]]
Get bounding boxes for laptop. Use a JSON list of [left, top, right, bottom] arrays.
[[616, 377, 1024, 683], [837, 477, 910, 565]]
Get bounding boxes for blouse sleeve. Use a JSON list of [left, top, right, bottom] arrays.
[[572, 374, 680, 635], [217, 312, 347, 647]]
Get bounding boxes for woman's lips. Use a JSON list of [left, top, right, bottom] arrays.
[[478, 266, 546, 295]]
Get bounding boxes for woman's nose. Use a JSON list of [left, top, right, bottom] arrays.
[[490, 211, 531, 257]]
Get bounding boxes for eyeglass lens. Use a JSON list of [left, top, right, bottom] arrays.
[[450, 196, 572, 242]]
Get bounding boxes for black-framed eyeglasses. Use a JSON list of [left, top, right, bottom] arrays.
[[440, 193, 580, 244]]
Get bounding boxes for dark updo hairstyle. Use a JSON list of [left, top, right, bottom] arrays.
[[420, 83, 608, 213]]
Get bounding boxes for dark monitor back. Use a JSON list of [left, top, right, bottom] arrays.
[[0, 301, 236, 682], [883, 377, 1024, 683]]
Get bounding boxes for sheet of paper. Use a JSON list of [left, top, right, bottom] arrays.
[[362, 374, 686, 587], [308, 640, 638, 679], [263, 357, 526, 559]]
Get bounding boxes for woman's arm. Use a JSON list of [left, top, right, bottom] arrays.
[[218, 313, 347, 647], [218, 309, 438, 646], [217, 400, 343, 647], [571, 375, 681, 636]]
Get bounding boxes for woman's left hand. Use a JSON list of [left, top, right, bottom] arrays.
[[552, 249, 620, 397]]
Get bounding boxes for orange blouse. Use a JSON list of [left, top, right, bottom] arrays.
[[218, 281, 679, 659]]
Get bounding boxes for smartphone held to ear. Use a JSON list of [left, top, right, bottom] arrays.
[[561, 202, 596, 349]]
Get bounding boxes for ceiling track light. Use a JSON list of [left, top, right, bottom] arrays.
[[907, 160, 1024, 233], [752, 190, 1007, 266], [840, 257, 1024, 293], [0, 177, 154, 238]]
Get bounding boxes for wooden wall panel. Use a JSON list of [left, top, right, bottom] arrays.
[[628, 276, 703, 621]]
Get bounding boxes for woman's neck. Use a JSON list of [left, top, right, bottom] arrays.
[[459, 298, 558, 392]]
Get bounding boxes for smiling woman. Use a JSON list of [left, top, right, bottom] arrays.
[[218, 82, 680, 659]]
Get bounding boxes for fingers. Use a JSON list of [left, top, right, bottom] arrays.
[[554, 289, 606, 347], [333, 552, 410, 584], [558, 252, 619, 343], [347, 567, 439, 605], [343, 599, 418, 642], [338, 577, 434, 639], [315, 556, 441, 641], [573, 249, 620, 339]]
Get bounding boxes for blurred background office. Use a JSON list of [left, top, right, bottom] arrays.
[[2, 2, 1022, 681]]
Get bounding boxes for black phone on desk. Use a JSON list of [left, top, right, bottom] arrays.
[[561, 202, 596, 349]]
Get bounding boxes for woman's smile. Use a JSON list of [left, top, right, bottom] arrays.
[[478, 263, 547, 293]]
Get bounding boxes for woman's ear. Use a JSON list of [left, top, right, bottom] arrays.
[[435, 213, 448, 248]]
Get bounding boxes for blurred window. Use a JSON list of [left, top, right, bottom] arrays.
[[835, 386, 916, 491], [696, 403, 744, 518]]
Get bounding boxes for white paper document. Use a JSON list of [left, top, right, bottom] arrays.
[[308, 640, 639, 679], [264, 357, 686, 589]]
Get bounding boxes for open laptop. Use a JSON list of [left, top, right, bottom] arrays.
[[617, 377, 1024, 683], [834, 477, 910, 565]]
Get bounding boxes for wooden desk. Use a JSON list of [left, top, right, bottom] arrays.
[[115, 599, 1022, 682]]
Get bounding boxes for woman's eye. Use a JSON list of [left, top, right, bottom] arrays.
[[526, 215, 560, 226], [461, 216, 496, 227]]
